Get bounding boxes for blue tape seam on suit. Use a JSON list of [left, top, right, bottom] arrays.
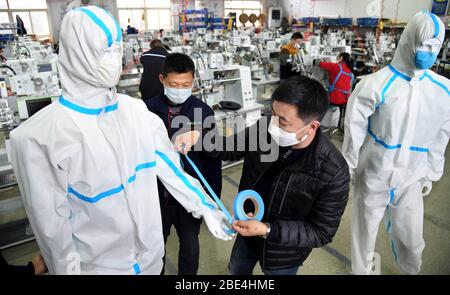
[[59, 96, 118, 115], [367, 65, 434, 152], [156, 151, 216, 210], [68, 161, 156, 203], [78, 7, 121, 47]]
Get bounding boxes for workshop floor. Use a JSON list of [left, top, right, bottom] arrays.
[[2, 134, 450, 275]]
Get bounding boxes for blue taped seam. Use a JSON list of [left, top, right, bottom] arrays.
[[388, 64, 411, 81], [376, 72, 398, 109], [101, 8, 122, 42], [424, 11, 440, 39], [133, 263, 141, 275], [59, 96, 118, 115], [155, 150, 216, 210], [68, 184, 124, 203], [409, 146, 428, 152], [423, 72, 450, 96], [386, 189, 398, 264], [389, 189, 395, 204], [68, 161, 155, 203], [391, 239, 398, 263], [128, 162, 156, 183], [79, 7, 113, 47], [368, 118, 402, 149], [183, 153, 234, 224]]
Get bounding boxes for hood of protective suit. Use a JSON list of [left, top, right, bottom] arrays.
[[58, 6, 123, 108], [391, 11, 445, 77]]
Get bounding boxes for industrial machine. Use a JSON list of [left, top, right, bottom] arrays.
[[196, 65, 254, 109], [16, 95, 58, 120], [268, 7, 282, 29]]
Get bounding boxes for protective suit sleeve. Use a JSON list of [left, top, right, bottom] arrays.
[[426, 110, 450, 182], [152, 116, 219, 218], [9, 133, 76, 275], [342, 77, 377, 170]]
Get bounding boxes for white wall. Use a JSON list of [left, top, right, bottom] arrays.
[[45, 0, 437, 43], [279, 0, 434, 22], [47, 0, 117, 43]]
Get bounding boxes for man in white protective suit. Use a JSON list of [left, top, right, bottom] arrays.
[[9, 6, 232, 275], [343, 11, 450, 275]]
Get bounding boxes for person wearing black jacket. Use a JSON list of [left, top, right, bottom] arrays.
[[145, 53, 222, 275], [139, 39, 169, 101], [175, 75, 350, 275]]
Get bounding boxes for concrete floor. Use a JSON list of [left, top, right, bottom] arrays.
[[2, 134, 450, 275]]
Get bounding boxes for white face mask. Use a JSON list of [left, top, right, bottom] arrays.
[[268, 117, 312, 147], [97, 43, 123, 88], [164, 86, 192, 104]]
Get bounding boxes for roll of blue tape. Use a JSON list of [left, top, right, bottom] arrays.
[[233, 190, 265, 221]]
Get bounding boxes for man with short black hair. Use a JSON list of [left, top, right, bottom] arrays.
[[176, 75, 350, 275], [139, 39, 169, 101], [280, 32, 304, 80], [145, 53, 222, 275]]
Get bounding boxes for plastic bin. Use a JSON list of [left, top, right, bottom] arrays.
[[323, 18, 339, 26], [357, 17, 380, 27], [302, 17, 320, 24], [337, 18, 353, 26]]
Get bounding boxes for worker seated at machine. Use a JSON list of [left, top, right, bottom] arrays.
[[319, 52, 354, 135], [319, 52, 354, 106], [279, 32, 303, 81]]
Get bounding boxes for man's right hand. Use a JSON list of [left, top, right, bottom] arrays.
[[174, 130, 201, 155], [32, 254, 47, 275]]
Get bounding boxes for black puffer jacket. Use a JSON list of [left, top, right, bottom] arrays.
[[207, 117, 350, 270]]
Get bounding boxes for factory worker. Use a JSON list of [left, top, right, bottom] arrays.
[[9, 6, 231, 275], [343, 11, 450, 275]]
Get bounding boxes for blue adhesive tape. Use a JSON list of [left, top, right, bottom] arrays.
[[233, 190, 265, 221], [183, 154, 234, 225], [182, 154, 265, 235]]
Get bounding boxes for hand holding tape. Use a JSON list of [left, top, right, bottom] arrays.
[[182, 154, 265, 234]]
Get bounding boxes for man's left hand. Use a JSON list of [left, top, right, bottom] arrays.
[[232, 220, 267, 237]]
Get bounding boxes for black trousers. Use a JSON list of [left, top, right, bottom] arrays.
[[161, 204, 202, 275]]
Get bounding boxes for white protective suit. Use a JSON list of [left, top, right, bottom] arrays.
[[9, 6, 230, 275], [343, 11, 450, 275]]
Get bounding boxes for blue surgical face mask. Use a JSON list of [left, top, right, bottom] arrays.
[[164, 86, 192, 104], [415, 50, 438, 70]]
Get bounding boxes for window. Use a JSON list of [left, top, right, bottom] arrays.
[[0, 12, 8, 23], [0, 0, 7, 10], [146, 9, 171, 30], [118, 9, 146, 32], [8, 0, 46, 9], [0, 0, 50, 37], [30, 11, 50, 35], [117, 0, 172, 32], [225, 1, 262, 27]]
